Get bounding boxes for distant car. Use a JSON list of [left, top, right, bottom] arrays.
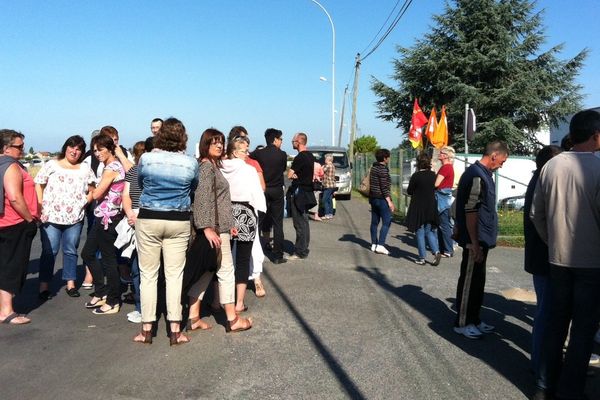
[[498, 195, 525, 211], [307, 146, 352, 200]]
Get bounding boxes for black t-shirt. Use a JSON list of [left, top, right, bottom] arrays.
[[290, 151, 315, 191]]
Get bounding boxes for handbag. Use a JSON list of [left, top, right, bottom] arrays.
[[358, 168, 371, 197], [312, 179, 323, 192]]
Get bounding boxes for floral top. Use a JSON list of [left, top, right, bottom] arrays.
[[34, 160, 95, 225], [94, 160, 125, 229]]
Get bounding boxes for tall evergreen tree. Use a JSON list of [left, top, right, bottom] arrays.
[[371, 0, 587, 154]]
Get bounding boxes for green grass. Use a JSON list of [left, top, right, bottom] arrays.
[[497, 210, 524, 247]]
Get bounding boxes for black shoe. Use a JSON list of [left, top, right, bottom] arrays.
[[272, 257, 287, 264], [65, 288, 81, 298], [38, 290, 52, 302]]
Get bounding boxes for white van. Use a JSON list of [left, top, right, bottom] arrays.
[[307, 146, 352, 200]]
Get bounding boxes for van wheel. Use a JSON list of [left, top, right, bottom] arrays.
[[337, 193, 351, 200]]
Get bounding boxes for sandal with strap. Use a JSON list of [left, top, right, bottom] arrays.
[[226, 316, 253, 333], [133, 329, 153, 344], [254, 280, 266, 298], [186, 317, 212, 332], [169, 331, 190, 346]]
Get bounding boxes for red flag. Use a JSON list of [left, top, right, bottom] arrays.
[[425, 107, 438, 142], [408, 99, 428, 148]]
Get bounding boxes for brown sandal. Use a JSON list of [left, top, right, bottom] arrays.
[[133, 329, 152, 344], [169, 331, 190, 346], [186, 317, 212, 332], [226, 316, 253, 333]]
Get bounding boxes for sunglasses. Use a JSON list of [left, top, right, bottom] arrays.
[[9, 143, 24, 151]]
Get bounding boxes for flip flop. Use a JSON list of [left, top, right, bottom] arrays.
[[1, 312, 31, 325]]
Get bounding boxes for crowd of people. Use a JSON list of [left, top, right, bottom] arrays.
[[0, 119, 330, 346]]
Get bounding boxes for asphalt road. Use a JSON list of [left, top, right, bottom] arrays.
[[1, 196, 598, 399]]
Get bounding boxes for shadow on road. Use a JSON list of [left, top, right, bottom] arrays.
[[263, 268, 367, 400], [338, 233, 415, 261], [357, 265, 535, 398]]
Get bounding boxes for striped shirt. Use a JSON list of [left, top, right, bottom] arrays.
[[369, 162, 391, 199], [125, 165, 142, 210]]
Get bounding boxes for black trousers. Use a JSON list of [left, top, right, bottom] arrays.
[[0, 221, 37, 294], [261, 186, 285, 259], [290, 194, 310, 258], [232, 240, 253, 284], [454, 244, 489, 327], [81, 218, 121, 306]]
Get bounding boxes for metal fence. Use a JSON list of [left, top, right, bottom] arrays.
[[353, 148, 417, 218]]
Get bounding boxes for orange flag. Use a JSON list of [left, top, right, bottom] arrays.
[[431, 105, 448, 148], [408, 99, 428, 148], [425, 107, 437, 142]]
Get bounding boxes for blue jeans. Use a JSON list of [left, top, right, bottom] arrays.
[[39, 221, 84, 283], [369, 198, 392, 245], [438, 208, 454, 255], [532, 274, 551, 388], [415, 224, 439, 259], [130, 251, 141, 313], [541, 265, 600, 398], [322, 188, 335, 216]]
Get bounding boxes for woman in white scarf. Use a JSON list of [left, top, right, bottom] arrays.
[[220, 136, 266, 313]]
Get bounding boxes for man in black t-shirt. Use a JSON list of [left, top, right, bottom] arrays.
[[287, 132, 315, 260]]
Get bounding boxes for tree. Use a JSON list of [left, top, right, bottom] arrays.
[[28, 146, 34, 155], [371, 0, 587, 154], [353, 135, 379, 155]]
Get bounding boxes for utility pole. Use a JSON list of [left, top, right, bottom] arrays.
[[463, 103, 469, 169], [348, 53, 361, 163], [337, 85, 348, 147]]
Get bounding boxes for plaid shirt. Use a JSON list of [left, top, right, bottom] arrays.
[[322, 163, 336, 188]]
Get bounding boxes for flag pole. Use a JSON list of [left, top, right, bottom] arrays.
[[463, 103, 469, 169]]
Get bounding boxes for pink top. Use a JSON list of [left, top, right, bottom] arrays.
[[94, 161, 125, 229], [245, 158, 263, 174], [0, 167, 39, 228]]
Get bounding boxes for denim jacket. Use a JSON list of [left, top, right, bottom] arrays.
[[138, 150, 199, 212]]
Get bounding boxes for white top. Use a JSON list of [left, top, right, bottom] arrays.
[[34, 160, 96, 225], [220, 158, 266, 214]]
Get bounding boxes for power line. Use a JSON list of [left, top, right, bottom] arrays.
[[361, 0, 414, 61], [360, 0, 403, 55]]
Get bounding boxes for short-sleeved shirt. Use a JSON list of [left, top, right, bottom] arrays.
[[436, 164, 454, 189], [290, 151, 315, 191], [34, 160, 95, 225], [94, 161, 125, 228], [125, 165, 142, 210]]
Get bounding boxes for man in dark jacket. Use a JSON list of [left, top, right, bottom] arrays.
[[252, 128, 288, 264], [453, 141, 508, 339]]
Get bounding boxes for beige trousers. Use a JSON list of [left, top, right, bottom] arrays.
[[136, 218, 190, 323], [188, 233, 235, 304]]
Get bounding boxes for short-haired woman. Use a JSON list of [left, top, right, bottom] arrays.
[[369, 148, 395, 255], [35, 135, 95, 300], [134, 118, 198, 345], [81, 134, 126, 314]]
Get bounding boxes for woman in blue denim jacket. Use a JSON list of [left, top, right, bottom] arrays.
[[133, 117, 199, 346]]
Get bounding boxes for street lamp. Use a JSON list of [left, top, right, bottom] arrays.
[[310, 0, 335, 146]]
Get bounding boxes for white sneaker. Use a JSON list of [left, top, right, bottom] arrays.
[[127, 310, 142, 324], [595, 328, 600, 345], [476, 321, 495, 334], [454, 324, 483, 339], [371, 244, 376, 252], [375, 245, 390, 255]]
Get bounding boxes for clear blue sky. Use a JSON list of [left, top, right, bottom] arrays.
[[1, 0, 598, 154]]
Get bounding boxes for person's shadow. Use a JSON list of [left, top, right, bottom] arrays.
[[357, 265, 535, 397], [338, 233, 415, 261]]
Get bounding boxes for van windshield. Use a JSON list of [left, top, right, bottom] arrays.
[[310, 151, 349, 168]]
